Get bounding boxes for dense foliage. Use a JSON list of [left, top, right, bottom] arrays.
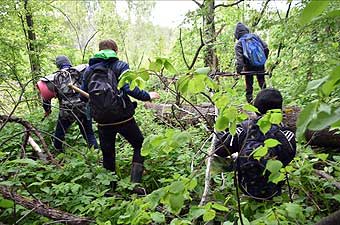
[[0, 0, 339, 224]]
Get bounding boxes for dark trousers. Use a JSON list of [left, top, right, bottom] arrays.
[[245, 74, 266, 103], [54, 114, 98, 151], [97, 118, 144, 173]]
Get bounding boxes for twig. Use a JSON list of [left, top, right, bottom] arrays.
[[82, 31, 99, 63], [315, 170, 340, 190], [252, 0, 271, 28], [215, 0, 244, 9], [179, 28, 190, 69]]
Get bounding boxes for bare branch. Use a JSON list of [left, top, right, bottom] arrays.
[[192, 0, 202, 8], [48, 4, 82, 54], [214, 0, 244, 9], [82, 31, 99, 63], [252, 0, 271, 28], [179, 28, 190, 69]]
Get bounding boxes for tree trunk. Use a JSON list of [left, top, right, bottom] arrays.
[[144, 103, 340, 148], [23, 0, 41, 90], [203, 0, 219, 71]]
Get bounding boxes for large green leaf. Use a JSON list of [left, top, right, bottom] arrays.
[[203, 209, 216, 222], [151, 212, 165, 223], [169, 181, 185, 194], [0, 199, 14, 208], [253, 146, 268, 160], [164, 60, 177, 74], [265, 160, 283, 174], [296, 101, 318, 141], [215, 115, 229, 131], [306, 76, 329, 91], [169, 193, 184, 214], [299, 0, 329, 25], [188, 206, 206, 220], [308, 110, 340, 130], [264, 139, 281, 148], [195, 67, 210, 74]]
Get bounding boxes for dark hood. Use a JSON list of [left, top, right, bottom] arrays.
[[234, 22, 250, 40], [55, 55, 72, 69]]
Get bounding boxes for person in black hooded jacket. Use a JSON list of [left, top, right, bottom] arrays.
[[234, 22, 269, 103], [81, 39, 160, 194]]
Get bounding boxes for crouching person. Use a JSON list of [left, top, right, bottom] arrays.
[[214, 88, 296, 200]]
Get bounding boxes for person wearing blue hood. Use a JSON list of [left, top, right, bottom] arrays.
[[82, 39, 159, 194], [234, 22, 269, 103], [38, 55, 98, 152]]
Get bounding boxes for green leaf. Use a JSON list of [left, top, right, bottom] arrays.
[[195, 67, 210, 74], [172, 131, 191, 145], [151, 212, 165, 223], [177, 75, 191, 94], [10, 158, 38, 166], [257, 116, 271, 134], [211, 203, 229, 212], [315, 153, 328, 161], [285, 203, 303, 219], [169, 181, 185, 194], [138, 70, 150, 81], [332, 194, 340, 203], [0, 199, 14, 208], [308, 110, 340, 131], [299, 0, 329, 25], [296, 101, 318, 141], [326, 9, 340, 17], [237, 215, 250, 225], [164, 60, 177, 74], [188, 206, 206, 219], [269, 171, 285, 184], [169, 193, 184, 214], [243, 104, 259, 113], [306, 76, 329, 91], [223, 222, 234, 225], [269, 112, 283, 124], [187, 178, 197, 190], [265, 160, 283, 174], [253, 146, 268, 160], [203, 209, 216, 222], [215, 115, 229, 131], [264, 139, 281, 148]]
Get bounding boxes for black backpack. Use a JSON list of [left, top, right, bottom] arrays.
[[236, 120, 295, 200], [87, 62, 134, 124], [54, 67, 86, 119]]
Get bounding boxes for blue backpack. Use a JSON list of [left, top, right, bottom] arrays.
[[240, 34, 267, 67]]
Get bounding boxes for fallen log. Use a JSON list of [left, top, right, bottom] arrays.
[[0, 185, 92, 224], [0, 115, 60, 167], [144, 103, 340, 148]]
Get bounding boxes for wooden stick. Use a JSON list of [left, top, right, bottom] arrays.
[[67, 84, 89, 98]]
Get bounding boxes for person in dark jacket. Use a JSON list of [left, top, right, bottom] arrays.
[[214, 88, 296, 199], [234, 22, 269, 103], [81, 39, 159, 193], [38, 55, 98, 152]]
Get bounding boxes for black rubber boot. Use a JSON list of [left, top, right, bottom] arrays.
[[131, 162, 147, 195]]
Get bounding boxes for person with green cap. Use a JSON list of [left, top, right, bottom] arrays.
[[81, 39, 159, 194]]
